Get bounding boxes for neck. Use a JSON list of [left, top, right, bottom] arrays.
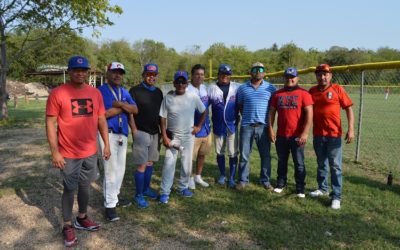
[[251, 78, 262, 86], [69, 82, 85, 89], [318, 83, 330, 91], [192, 82, 201, 89], [108, 82, 119, 88]]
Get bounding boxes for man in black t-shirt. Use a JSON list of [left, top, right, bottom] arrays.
[[129, 63, 163, 208]]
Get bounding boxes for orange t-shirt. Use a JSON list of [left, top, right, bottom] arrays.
[[309, 84, 353, 137], [46, 83, 105, 158]]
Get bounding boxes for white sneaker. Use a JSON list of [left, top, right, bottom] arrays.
[[310, 189, 328, 197], [296, 193, 305, 198], [194, 175, 209, 188], [273, 188, 284, 193], [189, 177, 196, 190], [331, 199, 341, 209]]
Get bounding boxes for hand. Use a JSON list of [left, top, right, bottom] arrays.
[[269, 130, 276, 143], [297, 133, 308, 146], [51, 151, 66, 169], [345, 129, 355, 144], [163, 136, 171, 148], [103, 145, 111, 160], [112, 101, 122, 108], [192, 126, 200, 135]]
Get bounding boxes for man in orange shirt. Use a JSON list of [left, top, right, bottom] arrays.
[[309, 64, 354, 210]]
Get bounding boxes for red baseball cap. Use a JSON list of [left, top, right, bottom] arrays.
[[315, 64, 331, 73]]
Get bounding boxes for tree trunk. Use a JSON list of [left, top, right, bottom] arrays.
[[0, 18, 8, 120]]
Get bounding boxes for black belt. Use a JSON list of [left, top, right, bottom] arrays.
[[249, 122, 264, 127], [108, 129, 122, 134]]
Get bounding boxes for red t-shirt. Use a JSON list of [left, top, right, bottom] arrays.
[[46, 83, 105, 158], [270, 87, 314, 137], [309, 84, 353, 137]]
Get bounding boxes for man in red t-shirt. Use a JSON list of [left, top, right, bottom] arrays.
[[46, 56, 111, 247], [269, 67, 313, 198], [308, 64, 354, 210]]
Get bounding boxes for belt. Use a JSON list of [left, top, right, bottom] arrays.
[[108, 129, 122, 134], [249, 122, 264, 127]]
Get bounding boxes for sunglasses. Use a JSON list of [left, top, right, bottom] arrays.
[[174, 79, 187, 85], [251, 67, 265, 73]]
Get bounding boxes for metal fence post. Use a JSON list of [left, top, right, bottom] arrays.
[[355, 70, 365, 162]]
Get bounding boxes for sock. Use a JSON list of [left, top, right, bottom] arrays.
[[144, 165, 153, 192], [134, 171, 145, 196], [229, 156, 238, 180], [217, 155, 226, 176]]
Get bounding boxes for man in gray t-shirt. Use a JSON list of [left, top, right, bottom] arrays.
[[159, 71, 206, 204]]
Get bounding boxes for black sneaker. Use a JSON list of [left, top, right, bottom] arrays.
[[116, 197, 132, 208], [105, 207, 120, 222]]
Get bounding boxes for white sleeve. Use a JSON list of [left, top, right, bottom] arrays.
[[159, 97, 168, 118], [195, 95, 206, 113]]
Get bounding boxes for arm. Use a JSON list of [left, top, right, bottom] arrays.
[[112, 101, 138, 115], [192, 110, 207, 135], [128, 113, 138, 137], [344, 106, 355, 144], [105, 107, 123, 118], [268, 106, 277, 143], [298, 105, 313, 146], [98, 115, 111, 160], [160, 116, 170, 147], [46, 116, 65, 169]]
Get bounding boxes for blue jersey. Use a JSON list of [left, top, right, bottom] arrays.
[[187, 83, 211, 137], [98, 83, 136, 136]]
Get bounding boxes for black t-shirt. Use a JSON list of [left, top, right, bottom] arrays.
[[129, 84, 163, 135], [217, 82, 230, 104]]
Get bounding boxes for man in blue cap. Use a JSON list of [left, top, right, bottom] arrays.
[[207, 64, 241, 188], [159, 71, 206, 204], [46, 55, 110, 247], [98, 62, 138, 221], [129, 63, 164, 208], [268, 67, 313, 198]]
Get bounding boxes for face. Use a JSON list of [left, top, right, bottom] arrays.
[[191, 69, 205, 86], [143, 72, 158, 86], [284, 76, 299, 87], [250, 67, 265, 81], [218, 73, 231, 85], [315, 71, 332, 86], [107, 70, 124, 86], [68, 68, 89, 84], [174, 78, 187, 95]]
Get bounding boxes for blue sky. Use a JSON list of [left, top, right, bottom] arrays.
[[83, 0, 400, 53]]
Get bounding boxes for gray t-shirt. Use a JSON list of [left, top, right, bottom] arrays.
[[159, 91, 206, 136]]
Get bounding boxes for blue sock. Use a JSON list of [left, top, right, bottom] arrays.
[[217, 155, 226, 176], [144, 165, 153, 192], [229, 156, 238, 180], [134, 171, 145, 196]]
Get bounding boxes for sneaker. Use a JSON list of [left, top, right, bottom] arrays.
[[116, 197, 132, 208], [159, 194, 169, 204], [296, 193, 306, 198], [228, 179, 236, 188], [331, 199, 341, 209], [63, 225, 78, 247], [217, 175, 226, 185], [310, 189, 329, 197], [273, 187, 284, 193], [189, 176, 196, 190], [179, 188, 193, 198], [263, 183, 274, 191], [73, 216, 100, 231], [134, 194, 149, 208], [194, 175, 209, 188], [235, 182, 246, 191], [143, 188, 158, 200], [105, 207, 120, 222]]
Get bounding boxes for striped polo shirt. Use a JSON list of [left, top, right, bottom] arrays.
[[236, 79, 276, 126]]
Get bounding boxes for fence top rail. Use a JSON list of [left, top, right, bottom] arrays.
[[203, 61, 400, 81]]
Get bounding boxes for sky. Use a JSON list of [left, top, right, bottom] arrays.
[[83, 0, 400, 53]]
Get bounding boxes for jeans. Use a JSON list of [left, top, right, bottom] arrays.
[[238, 125, 271, 185], [275, 136, 306, 193], [160, 133, 194, 195], [313, 136, 343, 200]]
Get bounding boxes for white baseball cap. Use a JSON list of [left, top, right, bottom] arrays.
[[107, 62, 125, 74]]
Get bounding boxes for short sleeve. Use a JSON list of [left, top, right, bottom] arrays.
[[46, 89, 60, 116], [159, 97, 168, 118]]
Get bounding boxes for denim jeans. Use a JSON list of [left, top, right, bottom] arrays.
[[238, 125, 271, 185], [313, 136, 343, 200], [275, 136, 306, 193]]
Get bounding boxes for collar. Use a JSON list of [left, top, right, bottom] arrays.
[[141, 82, 156, 91]]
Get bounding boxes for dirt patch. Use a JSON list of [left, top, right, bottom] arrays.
[[6, 80, 49, 98]]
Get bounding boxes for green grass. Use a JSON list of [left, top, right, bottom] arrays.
[[2, 97, 400, 248]]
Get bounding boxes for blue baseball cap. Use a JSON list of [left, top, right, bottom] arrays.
[[68, 56, 90, 70], [173, 71, 189, 81], [284, 67, 298, 77], [143, 63, 158, 74], [218, 64, 232, 75]]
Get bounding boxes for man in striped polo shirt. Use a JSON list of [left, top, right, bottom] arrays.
[[236, 62, 276, 190]]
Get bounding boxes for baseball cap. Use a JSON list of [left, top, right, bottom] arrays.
[[251, 62, 265, 69], [107, 62, 125, 74], [68, 56, 90, 70], [218, 64, 232, 75], [173, 71, 189, 81], [284, 67, 298, 77], [315, 64, 331, 73], [143, 63, 158, 74]]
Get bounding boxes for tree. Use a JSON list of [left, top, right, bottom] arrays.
[[0, 0, 122, 120]]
